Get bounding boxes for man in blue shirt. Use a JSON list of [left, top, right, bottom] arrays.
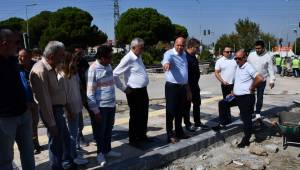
[[162, 37, 191, 144]]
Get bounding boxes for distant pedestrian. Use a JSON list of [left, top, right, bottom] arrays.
[[292, 56, 300, 77], [0, 28, 35, 170], [162, 37, 191, 144], [113, 38, 151, 146], [275, 55, 282, 74], [247, 40, 275, 117], [183, 38, 209, 132], [87, 45, 121, 167]]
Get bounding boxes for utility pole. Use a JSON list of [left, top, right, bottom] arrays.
[[25, 3, 37, 49], [113, 0, 120, 45]]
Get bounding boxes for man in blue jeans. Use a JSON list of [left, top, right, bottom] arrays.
[[0, 28, 35, 170], [30, 41, 72, 170]]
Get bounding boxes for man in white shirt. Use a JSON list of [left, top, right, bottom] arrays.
[[230, 49, 263, 148], [247, 40, 275, 117], [113, 38, 150, 146], [215, 47, 237, 126]]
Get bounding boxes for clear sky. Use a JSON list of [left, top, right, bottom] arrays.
[[0, 0, 299, 45]]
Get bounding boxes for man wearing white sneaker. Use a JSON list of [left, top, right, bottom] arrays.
[[87, 45, 121, 167]]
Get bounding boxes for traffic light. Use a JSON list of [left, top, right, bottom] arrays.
[[203, 30, 206, 36], [208, 29, 210, 35], [299, 21, 300, 28]]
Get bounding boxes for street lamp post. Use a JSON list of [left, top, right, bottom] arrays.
[[25, 3, 37, 49]]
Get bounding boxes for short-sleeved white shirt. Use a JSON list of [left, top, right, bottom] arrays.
[[233, 62, 259, 96], [215, 56, 237, 84]]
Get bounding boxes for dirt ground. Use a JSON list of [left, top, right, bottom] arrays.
[[160, 108, 300, 170]]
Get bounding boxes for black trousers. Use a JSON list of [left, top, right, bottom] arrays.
[[218, 99, 236, 125], [221, 84, 234, 99], [165, 82, 186, 138], [218, 84, 235, 125], [236, 94, 255, 140], [183, 85, 201, 126], [126, 87, 149, 142], [255, 81, 266, 114]]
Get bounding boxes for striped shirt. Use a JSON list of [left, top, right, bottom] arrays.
[[87, 60, 115, 114]]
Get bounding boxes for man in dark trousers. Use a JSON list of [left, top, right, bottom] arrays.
[[183, 38, 209, 132], [113, 38, 150, 146], [0, 28, 35, 170], [231, 49, 263, 148], [162, 37, 191, 144]]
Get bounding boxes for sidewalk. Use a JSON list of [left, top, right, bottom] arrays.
[[12, 91, 300, 170]]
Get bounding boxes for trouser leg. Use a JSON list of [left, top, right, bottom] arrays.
[[255, 81, 266, 114]]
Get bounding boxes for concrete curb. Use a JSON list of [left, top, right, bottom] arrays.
[[104, 103, 297, 170], [105, 124, 242, 170]]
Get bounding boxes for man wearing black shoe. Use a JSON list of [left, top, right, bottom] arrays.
[[183, 38, 209, 132], [215, 47, 237, 127], [232, 50, 263, 148], [162, 37, 191, 143]]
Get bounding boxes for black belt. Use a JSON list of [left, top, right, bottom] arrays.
[[166, 81, 187, 87]]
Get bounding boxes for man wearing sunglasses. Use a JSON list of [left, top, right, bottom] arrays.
[[232, 49, 263, 147], [247, 40, 275, 119], [215, 47, 237, 127]]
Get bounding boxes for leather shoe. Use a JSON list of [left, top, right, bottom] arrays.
[[167, 137, 179, 144], [237, 138, 250, 148]]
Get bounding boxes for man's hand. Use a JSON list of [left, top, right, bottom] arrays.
[[48, 125, 58, 136], [221, 80, 229, 85], [269, 83, 275, 89], [163, 63, 171, 71], [94, 113, 101, 123], [249, 87, 256, 94], [124, 87, 132, 95]]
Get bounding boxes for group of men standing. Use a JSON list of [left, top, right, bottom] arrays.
[[1, 25, 278, 170], [215, 40, 275, 147]]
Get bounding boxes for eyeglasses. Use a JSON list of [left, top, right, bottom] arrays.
[[234, 57, 243, 61], [223, 51, 232, 53]]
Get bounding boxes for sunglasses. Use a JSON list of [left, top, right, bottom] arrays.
[[223, 51, 232, 53], [234, 57, 243, 61]]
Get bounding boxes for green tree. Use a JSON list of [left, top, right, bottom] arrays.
[[215, 18, 277, 53], [115, 8, 174, 45], [215, 33, 239, 53], [235, 18, 260, 52], [173, 24, 188, 39], [292, 37, 300, 55], [0, 17, 25, 31], [39, 7, 107, 48], [28, 11, 52, 48], [260, 33, 277, 51]]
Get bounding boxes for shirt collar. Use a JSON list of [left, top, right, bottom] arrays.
[[42, 57, 53, 71], [239, 62, 247, 69], [129, 50, 139, 60], [173, 48, 185, 56]]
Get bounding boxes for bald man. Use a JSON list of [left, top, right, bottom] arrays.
[[232, 49, 263, 148], [161, 37, 191, 144]]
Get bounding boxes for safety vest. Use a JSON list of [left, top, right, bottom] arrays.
[[281, 59, 286, 67], [275, 57, 282, 66], [292, 59, 300, 68]]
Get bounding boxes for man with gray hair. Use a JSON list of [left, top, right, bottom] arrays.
[[113, 37, 151, 146], [30, 41, 72, 169], [0, 28, 35, 170]]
